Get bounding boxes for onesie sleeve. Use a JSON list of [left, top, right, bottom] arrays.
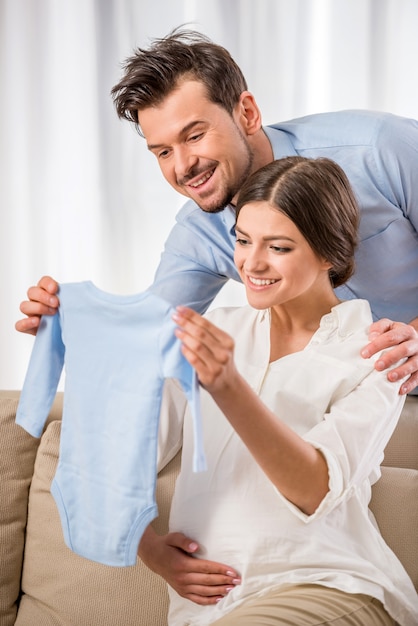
[[157, 378, 187, 472], [16, 312, 65, 438]]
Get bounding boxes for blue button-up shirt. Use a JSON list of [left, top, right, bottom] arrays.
[[151, 110, 418, 325]]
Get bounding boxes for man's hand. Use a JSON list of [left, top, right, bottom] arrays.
[[361, 318, 418, 395], [138, 527, 241, 605], [15, 276, 59, 335]]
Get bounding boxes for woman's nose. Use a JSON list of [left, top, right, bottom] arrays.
[[244, 248, 268, 272]]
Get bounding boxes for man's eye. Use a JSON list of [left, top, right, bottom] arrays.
[[189, 133, 203, 142]]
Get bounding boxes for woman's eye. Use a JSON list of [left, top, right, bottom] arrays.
[[271, 246, 291, 253], [236, 238, 249, 246]]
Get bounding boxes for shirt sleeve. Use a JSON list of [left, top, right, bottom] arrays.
[[277, 364, 407, 523], [150, 203, 239, 313], [372, 113, 418, 231], [15, 312, 65, 438]]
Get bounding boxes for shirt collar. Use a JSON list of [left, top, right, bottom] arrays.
[[223, 204, 237, 237], [263, 125, 298, 159]]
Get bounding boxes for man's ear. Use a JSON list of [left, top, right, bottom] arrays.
[[236, 91, 263, 136]]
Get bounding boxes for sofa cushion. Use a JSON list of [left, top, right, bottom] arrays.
[[370, 465, 418, 590], [16, 419, 180, 626]]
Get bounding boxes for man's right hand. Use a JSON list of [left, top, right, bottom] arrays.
[[15, 276, 59, 335]]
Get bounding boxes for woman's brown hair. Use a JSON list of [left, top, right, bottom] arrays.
[[236, 157, 360, 288]]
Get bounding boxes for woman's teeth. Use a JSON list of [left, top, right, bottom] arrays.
[[249, 277, 277, 286]]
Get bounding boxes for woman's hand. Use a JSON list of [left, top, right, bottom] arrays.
[[138, 527, 241, 605], [173, 306, 239, 394]]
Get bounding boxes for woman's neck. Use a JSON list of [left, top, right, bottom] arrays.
[[268, 292, 340, 362]]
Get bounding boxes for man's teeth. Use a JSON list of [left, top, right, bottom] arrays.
[[189, 172, 213, 187], [249, 277, 277, 286]]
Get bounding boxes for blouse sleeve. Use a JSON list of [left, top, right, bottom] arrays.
[[278, 363, 407, 523]]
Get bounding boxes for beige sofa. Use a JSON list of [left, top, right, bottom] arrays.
[[1, 390, 418, 626]]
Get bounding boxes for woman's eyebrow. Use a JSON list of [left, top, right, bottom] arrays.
[[235, 226, 295, 243]]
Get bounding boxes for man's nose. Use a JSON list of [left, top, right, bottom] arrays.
[[174, 147, 198, 181]]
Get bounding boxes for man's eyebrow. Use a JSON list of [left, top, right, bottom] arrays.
[[147, 120, 206, 151]]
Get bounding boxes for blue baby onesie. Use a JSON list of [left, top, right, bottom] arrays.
[[16, 281, 206, 566]]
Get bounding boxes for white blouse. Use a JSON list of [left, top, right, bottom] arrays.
[[159, 300, 418, 626]]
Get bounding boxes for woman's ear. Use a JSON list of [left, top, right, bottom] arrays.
[[320, 258, 334, 274], [236, 91, 263, 136]]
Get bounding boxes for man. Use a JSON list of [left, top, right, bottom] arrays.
[[16, 28, 418, 396]]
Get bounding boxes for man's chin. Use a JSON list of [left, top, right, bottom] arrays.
[[195, 193, 235, 214], [200, 205, 227, 214]]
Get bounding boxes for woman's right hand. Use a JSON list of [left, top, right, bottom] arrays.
[[15, 276, 60, 335], [138, 527, 241, 605]]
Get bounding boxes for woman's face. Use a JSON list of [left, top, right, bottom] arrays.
[[234, 201, 332, 310]]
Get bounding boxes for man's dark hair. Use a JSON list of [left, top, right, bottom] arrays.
[[111, 27, 248, 134]]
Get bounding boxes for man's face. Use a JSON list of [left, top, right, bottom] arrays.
[[138, 80, 254, 212]]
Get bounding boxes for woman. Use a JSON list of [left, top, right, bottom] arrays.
[[141, 157, 418, 626]]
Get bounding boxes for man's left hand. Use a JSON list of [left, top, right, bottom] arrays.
[[361, 318, 418, 395]]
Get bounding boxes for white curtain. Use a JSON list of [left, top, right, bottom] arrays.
[[1, 0, 417, 389]]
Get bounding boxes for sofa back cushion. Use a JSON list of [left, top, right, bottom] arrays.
[[382, 396, 418, 470], [369, 465, 418, 588]]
